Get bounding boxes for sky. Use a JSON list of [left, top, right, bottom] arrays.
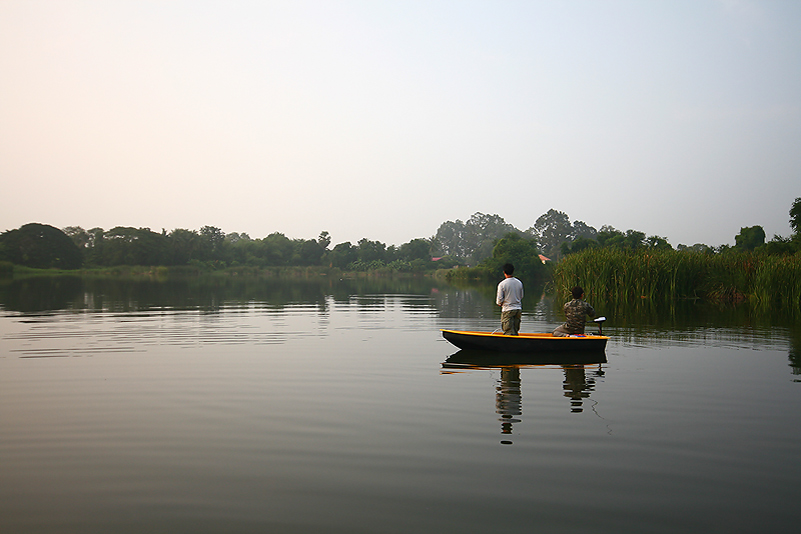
[[1, 0, 800, 248]]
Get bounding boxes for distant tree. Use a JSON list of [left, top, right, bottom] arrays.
[[356, 238, 386, 263], [482, 233, 546, 282], [561, 236, 598, 256], [734, 226, 766, 250], [645, 235, 671, 250], [466, 213, 518, 241], [385, 245, 400, 263], [317, 231, 331, 250], [432, 219, 467, 258], [571, 220, 598, 241], [198, 226, 226, 261], [224, 232, 251, 244], [677, 243, 713, 253], [0, 223, 82, 269], [623, 230, 645, 249], [433, 213, 519, 264], [100, 227, 169, 265], [63, 226, 91, 249], [790, 197, 801, 235], [81, 227, 107, 265], [329, 242, 358, 268], [594, 227, 645, 250], [526, 210, 598, 260], [526, 209, 571, 260], [762, 235, 797, 255], [596, 226, 624, 247], [168, 229, 200, 265], [399, 238, 431, 262], [259, 233, 295, 266], [294, 239, 326, 266]]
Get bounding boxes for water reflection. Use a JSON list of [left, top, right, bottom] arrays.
[[790, 329, 801, 381], [442, 350, 607, 444], [562, 364, 604, 413], [2, 274, 800, 376], [0, 274, 451, 314], [0, 275, 84, 312], [496, 367, 521, 440]]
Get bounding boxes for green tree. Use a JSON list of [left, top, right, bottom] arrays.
[[356, 238, 387, 264], [329, 242, 358, 268], [63, 226, 91, 249], [527, 209, 571, 260], [677, 243, 712, 253], [572, 220, 598, 241], [482, 233, 546, 282], [0, 223, 83, 269], [433, 213, 519, 264], [790, 197, 801, 250], [790, 197, 801, 235], [561, 236, 598, 256], [597, 226, 624, 247], [259, 233, 295, 266], [762, 235, 797, 255], [317, 231, 331, 250], [623, 230, 646, 249], [527, 210, 597, 260], [595, 227, 645, 250], [734, 226, 766, 250], [198, 226, 226, 261], [399, 238, 431, 262], [224, 232, 251, 244], [82, 227, 106, 265], [100, 227, 169, 266], [645, 235, 672, 250], [432, 219, 467, 258], [294, 239, 325, 266], [168, 229, 199, 265]]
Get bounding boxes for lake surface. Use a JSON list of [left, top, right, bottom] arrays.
[[1, 274, 800, 533]]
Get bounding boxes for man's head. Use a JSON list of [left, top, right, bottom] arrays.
[[571, 286, 584, 299], [502, 263, 515, 276]]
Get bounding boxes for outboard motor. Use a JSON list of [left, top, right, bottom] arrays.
[[593, 316, 607, 335]]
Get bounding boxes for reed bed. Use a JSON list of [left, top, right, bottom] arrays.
[[554, 249, 801, 311]]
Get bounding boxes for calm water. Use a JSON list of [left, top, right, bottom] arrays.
[[1, 275, 800, 534]]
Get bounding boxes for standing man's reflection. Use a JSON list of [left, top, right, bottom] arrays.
[[496, 366, 522, 444]]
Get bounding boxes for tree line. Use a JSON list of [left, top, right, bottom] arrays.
[[1, 199, 799, 275], [0, 225, 454, 273], [432, 199, 801, 265]]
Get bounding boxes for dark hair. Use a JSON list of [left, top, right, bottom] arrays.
[[571, 286, 584, 299], [502, 263, 515, 275]]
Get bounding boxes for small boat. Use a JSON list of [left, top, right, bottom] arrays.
[[441, 326, 608, 353]]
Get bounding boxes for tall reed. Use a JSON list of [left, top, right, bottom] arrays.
[[553, 249, 801, 311]]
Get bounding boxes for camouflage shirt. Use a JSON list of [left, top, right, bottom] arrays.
[[562, 299, 595, 334]]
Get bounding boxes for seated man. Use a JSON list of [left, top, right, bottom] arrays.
[[553, 286, 595, 337]]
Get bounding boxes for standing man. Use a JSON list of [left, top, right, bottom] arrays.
[[496, 263, 524, 335]]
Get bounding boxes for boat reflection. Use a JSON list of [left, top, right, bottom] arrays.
[[442, 349, 607, 444]]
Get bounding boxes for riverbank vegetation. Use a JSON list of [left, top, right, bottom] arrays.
[[2, 199, 800, 310], [553, 248, 801, 310]]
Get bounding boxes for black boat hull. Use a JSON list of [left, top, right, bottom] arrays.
[[442, 329, 608, 353]]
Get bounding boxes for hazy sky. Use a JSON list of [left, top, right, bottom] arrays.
[[2, 0, 800, 247]]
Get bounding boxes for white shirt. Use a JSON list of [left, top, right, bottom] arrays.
[[496, 276, 524, 312]]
